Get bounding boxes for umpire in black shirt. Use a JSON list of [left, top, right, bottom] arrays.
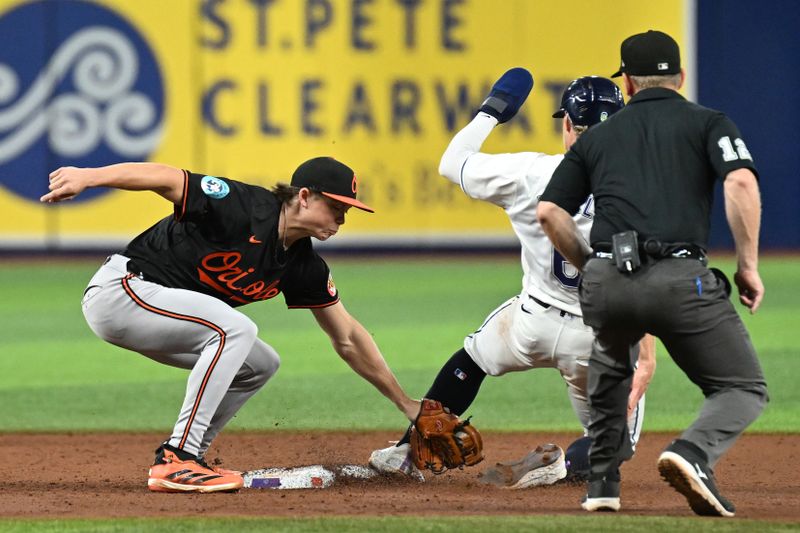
[[537, 30, 767, 517]]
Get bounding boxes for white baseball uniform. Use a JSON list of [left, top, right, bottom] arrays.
[[439, 112, 644, 443]]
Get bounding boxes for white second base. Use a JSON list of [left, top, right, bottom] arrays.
[[243, 464, 378, 490]]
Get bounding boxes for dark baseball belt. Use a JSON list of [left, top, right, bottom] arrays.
[[528, 294, 573, 318], [589, 241, 707, 264]]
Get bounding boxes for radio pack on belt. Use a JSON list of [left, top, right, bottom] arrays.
[[612, 231, 641, 273]]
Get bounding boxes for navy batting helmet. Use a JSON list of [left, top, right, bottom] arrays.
[[552, 76, 624, 127]]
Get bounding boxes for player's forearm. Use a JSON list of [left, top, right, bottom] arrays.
[[635, 334, 656, 381], [628, 334, 656, 413], [537, 201, 590, 270], [638, 334, 656, 365], [724, 169, 761, 272], [438, 112, 497, 184], [43, 163, 185, 204], [86, 163, 184, 200], [335, 324, 417, 421]]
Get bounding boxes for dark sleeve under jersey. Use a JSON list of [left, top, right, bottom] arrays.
[[281, 245, 340, 309], [173, 171, 251, 238], [705, 113, 759, 181], [540, 147, 592, 215]]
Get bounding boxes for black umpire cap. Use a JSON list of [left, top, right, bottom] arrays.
[[611, 30, 681, 78]]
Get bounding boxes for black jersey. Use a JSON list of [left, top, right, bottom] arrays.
[[123, 171, 339, 309], [541, 88, 758, 249]]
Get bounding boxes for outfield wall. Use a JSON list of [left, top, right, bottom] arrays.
[[0, 0, 795, 251], [699, 0, 800, 250]]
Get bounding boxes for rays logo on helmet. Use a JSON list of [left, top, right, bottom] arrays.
[[600, 111, 609, 122], [0, 0, 164, 203], [201, 176, 230, 199]]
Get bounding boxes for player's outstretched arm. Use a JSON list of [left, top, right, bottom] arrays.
[[311, 302, 420, 422], [439, 68, 533, 181], [438, 112, 498, 184], [439, 68, 534, 203], [724, 168, 763, 313], [41, 163, 185, 204]]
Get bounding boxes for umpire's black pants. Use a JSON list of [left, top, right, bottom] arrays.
[[579, 257, 767, 478]]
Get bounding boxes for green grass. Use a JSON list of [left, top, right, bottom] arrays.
[[0, 255, 797, 433], [0, 516, 797, 532]]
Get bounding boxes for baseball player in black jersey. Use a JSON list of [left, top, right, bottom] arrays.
[[538, 31, 767, 516], [41, 157, 420, 493]]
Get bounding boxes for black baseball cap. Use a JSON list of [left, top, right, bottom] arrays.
[[291, 157, 374, 213], [611, 30, 681, 78]]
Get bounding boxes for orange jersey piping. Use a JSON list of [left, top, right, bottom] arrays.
[[121, 273, 226, 451], [287, 298, 340, 309], [175, 169, 190, 221]]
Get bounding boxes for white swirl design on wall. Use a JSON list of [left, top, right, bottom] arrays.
[[0, 26, 162, 163]]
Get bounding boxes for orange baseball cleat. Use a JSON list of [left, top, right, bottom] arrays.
[[148, 446, 243, 493]]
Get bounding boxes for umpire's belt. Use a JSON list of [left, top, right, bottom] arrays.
[[590, 241, 707, 264]]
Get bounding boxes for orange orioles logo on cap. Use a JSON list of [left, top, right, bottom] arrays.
[[327, 274, 337, 297], [351, 175, 358, 194]]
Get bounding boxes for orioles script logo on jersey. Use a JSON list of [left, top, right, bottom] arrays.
[[197, 251, 279, 304]]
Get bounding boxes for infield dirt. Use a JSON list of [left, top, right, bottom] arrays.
[[2, 431, 797, 520]]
